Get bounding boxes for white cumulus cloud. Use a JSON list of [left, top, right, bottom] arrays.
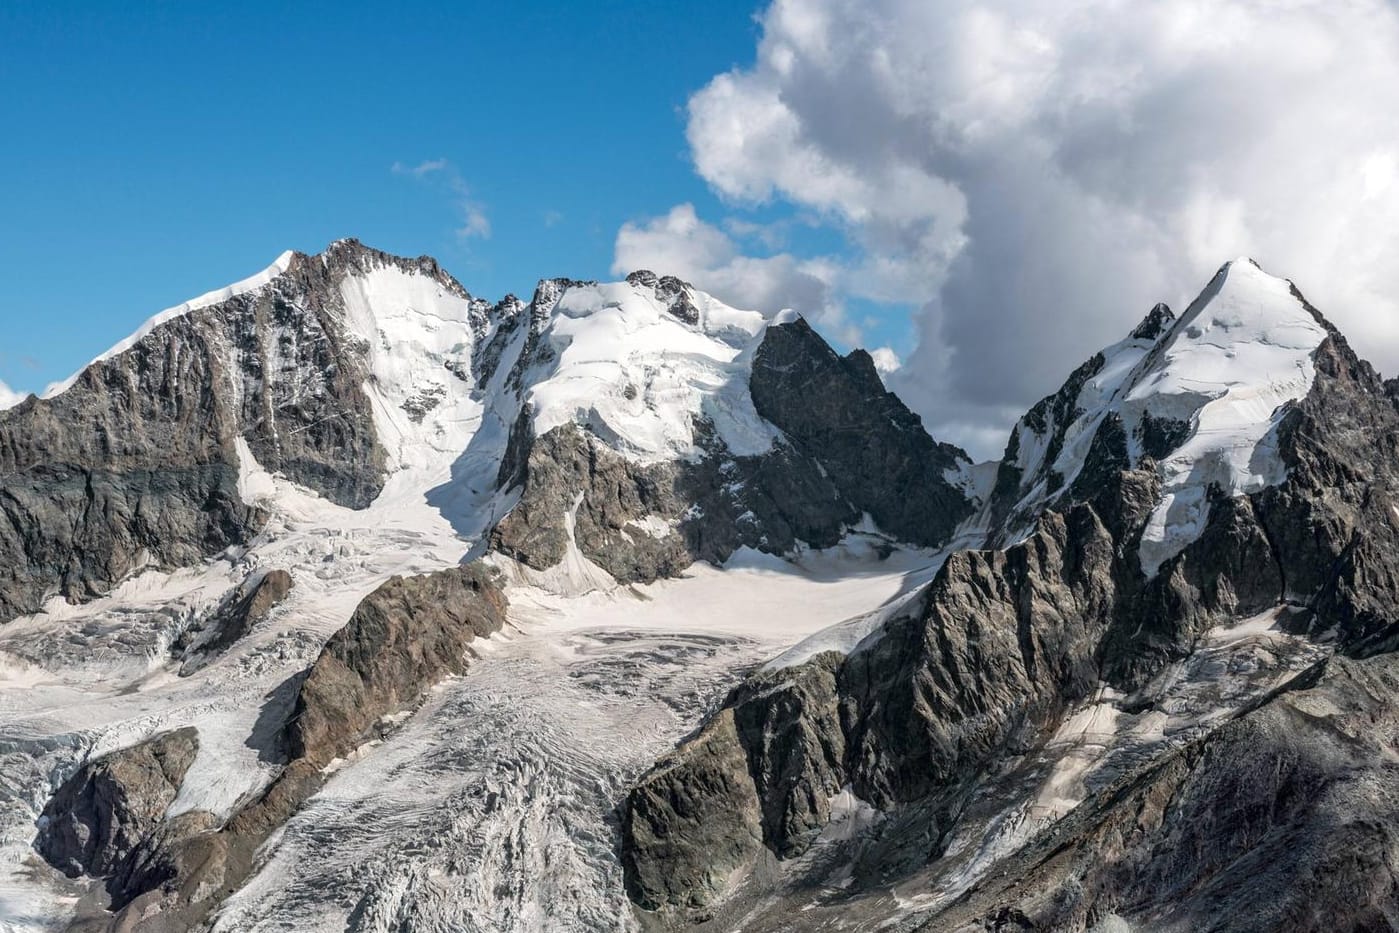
[[0, 380, 25, 411], [683, 0, 1399, 456], [612, 203, 860, 344]]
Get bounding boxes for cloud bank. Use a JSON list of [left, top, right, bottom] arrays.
[[625, 0, 1399, 457]]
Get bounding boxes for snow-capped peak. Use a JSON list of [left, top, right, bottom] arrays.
[[989, 258, 1331, 577], [518, 275, 782, 463], [1128, 258, 1328, 574]]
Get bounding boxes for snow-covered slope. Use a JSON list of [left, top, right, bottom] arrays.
[[3, 242, 1352, 933], [522, 280, 780, 462], [1, 242, 965, 932], [986, 258, 1331, 575]]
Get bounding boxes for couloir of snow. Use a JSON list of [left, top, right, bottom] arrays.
[[993, 259, 1329, 576]]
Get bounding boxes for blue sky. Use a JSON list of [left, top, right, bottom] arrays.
[[0, 0, 802, 393], [5, 0, 1398, 459]]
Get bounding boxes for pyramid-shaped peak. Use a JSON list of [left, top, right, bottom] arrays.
[[1176, 255, 1328, 343]]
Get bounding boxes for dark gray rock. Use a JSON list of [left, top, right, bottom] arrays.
[[36, 727, 199, 881], [984, 351, 1109, 536], [175, 568, 293, 672], [620, 286, 1399, 921], [491, 422, 691, 584], [0, 240, 481, 626], [749, 318, 974, 548], [621, 493, 1132, 913], [1130, 302, 1175, 341], [926, 653, 1399, 933], [622, 707, 766, 912]]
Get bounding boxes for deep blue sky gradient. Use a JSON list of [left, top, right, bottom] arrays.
[[0, 1, 785, 392]]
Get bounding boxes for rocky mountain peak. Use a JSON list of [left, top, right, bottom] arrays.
[[1130, 301, 1175, 340], [981, 256, 1335, 578]]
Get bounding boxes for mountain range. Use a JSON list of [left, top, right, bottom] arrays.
[[1, 239, 1397, 933]]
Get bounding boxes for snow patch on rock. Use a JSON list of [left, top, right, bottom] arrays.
[[991, 259, 1328, 577], [1130, 260, 1327, 575]]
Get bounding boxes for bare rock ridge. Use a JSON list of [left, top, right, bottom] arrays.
[[748, 316, 973, 548], [50, 563, 507, 932], [620, 265, 1399, 930]]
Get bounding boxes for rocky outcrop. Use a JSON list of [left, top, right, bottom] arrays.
[[622, 487, 1138, 913], [622, 654, 846, 910], [492, 417, 880, 585], [175, 568, 293, 672], [491, 423, 691, 584], [620, 290, 1399, 919], [288, 562, 508, 766], [0, 240, 479, 626], [84, 563, 507, 931], [930, 652, 1399, 933], [36, 728, 199, 882], [749, 318, 974, 548]]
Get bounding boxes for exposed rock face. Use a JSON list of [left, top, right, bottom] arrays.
[[491, 423, 691, 584], [492, 417, 884, 584], [85, 563, 507, 931], [36, 728, 199, 882], [622, 654, 846, 911], [0, 240, 478, 625], [930, 653, 1399, 933], [176, 568, 293, 672], [749, 318, 974, 548], [622, 708, 767, 912], [981, 304, 1173, 541], [288, 563, 508, 766], [620, 276, 1399, 921], [622, 489, 1138, 913]]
